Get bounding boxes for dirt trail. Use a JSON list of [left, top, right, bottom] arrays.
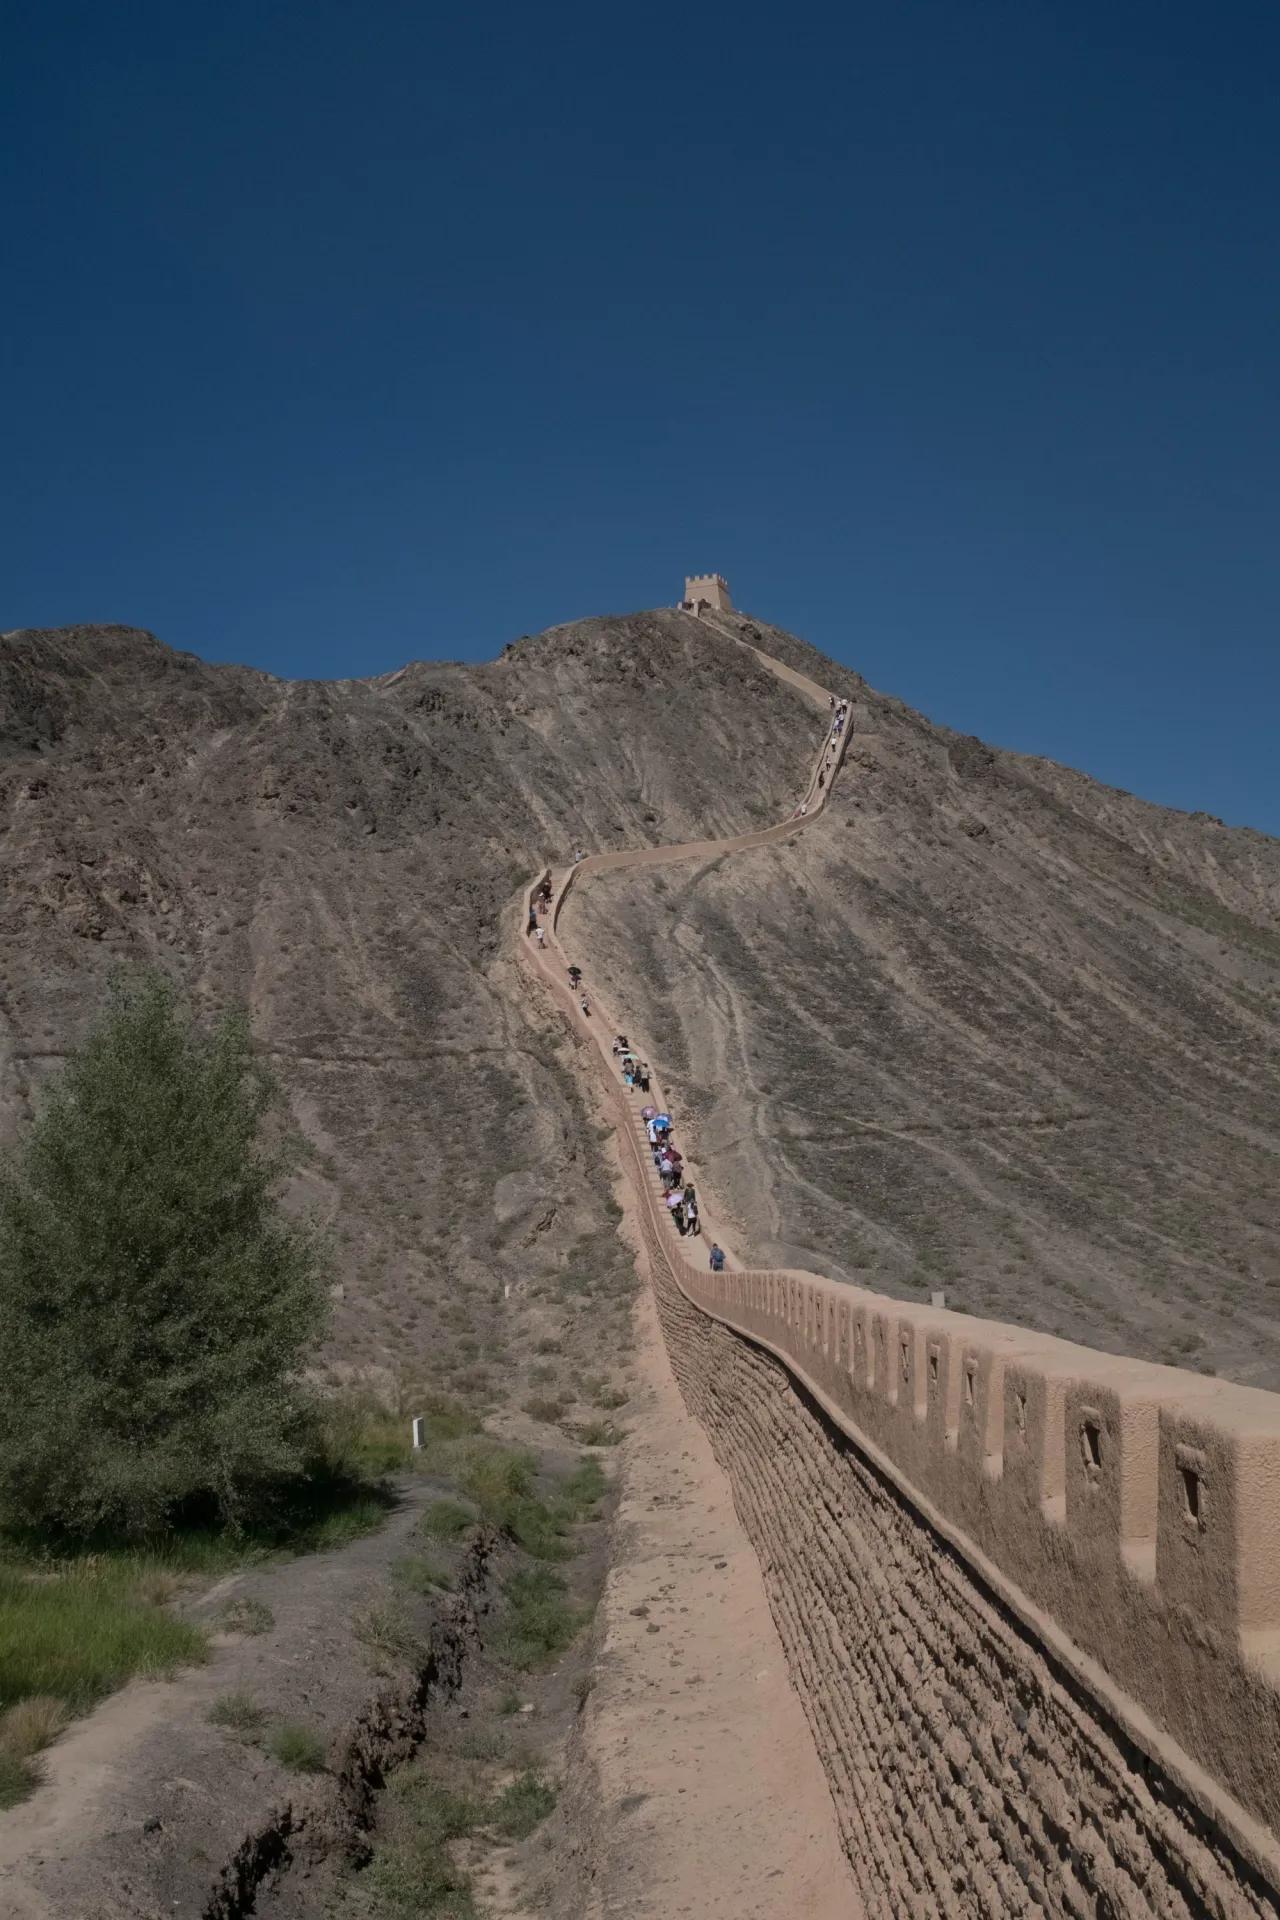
[[524, 614, 851, 1267], [579, 1282, 858, 1919], [518, 620, 860, 1910]]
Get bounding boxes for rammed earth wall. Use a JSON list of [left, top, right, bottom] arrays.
[[653, 1262, 1280, 1918]]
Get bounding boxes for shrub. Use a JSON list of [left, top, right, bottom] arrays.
[[522, 1396, 567, 1425], [496, 1567, 581, 1670], [208, 1691, 265, 1733], [392, 1553, 452, 1595], [489, 1769, 557, 1839], [560, 1458, 608, 1515], [458, 1442, 536, 1525], [0, 1750, 36, 1810], [219, 1595, 274, 1637], [0, 1692, 65, 1806], [373, 1777, 479, 1917], [269, 1722, 327, 1772], [355, 1597, 425, 1672], [0, 974, 330, 1538], [419, 1499, 473, 1542], [0, 1694, 66, 1758]]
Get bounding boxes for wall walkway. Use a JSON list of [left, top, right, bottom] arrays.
[[516, 610, 1280, 1910]]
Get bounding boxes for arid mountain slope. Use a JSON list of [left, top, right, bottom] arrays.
[[565, 611, 1280, 1387], [0, 612, 818, 1389], [4, 608, 1280, 1393]]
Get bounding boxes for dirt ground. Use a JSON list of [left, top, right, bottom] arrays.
[[562, 1275, 857, 1919]]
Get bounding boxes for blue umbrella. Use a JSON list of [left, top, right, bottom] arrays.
[[654, 1113, 672, 1128]]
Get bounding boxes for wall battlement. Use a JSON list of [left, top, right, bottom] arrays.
[[679, 1261, 1280, 1847], [682, 571, 733, 611]]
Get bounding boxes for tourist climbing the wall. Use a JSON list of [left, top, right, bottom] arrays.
[[535, 924, 545, 947], [527, 907, 538, 936], [567, 964, 583, 989], [683, 1183, 699, 1235], [709, 1243, 726, 1272]]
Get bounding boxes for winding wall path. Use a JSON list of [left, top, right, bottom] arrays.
[[515, 611, 1280, 1911]]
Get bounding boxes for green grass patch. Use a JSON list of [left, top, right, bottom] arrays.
[[560, 1458, 608, 1513], [495, 1567, 583, 1671], [419, 1499, 474, 1542], [453, 1442, 609, 1563], [392, 1552, 453, 1595], [0, 1560, 207, 1712], [269, 1721, 327, 1772], [373, 1777, 480, 1917], [315, 1391, 467, 1478]]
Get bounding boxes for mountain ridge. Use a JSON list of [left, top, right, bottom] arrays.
[[3, 607, 1280, 1389]]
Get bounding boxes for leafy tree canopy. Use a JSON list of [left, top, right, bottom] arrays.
[[0, 973, 330, 1538]]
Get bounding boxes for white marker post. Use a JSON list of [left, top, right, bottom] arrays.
[[411, 1416, 427, 1450], [930, 1290, 946, 1310]]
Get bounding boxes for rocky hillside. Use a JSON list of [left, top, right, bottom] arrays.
[[568, 611, 1280, 1387], [0, 613, 818, 1394], [5, 608, 1280, 1389]]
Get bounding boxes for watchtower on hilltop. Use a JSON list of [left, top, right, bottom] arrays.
[[681, 572, 733, 614]]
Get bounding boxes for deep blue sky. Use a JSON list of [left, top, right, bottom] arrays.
[[4, 2, 1278, 831]]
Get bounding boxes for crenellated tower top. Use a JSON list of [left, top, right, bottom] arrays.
[[681, 572, 733, 614]]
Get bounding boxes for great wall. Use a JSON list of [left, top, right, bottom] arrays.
[[518, 603, 1280, 1916]]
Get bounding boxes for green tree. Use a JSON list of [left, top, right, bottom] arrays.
[[0, 973, 329, 1538]]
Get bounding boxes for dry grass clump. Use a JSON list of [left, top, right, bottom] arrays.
[[0, 1694, 67, 1808]]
